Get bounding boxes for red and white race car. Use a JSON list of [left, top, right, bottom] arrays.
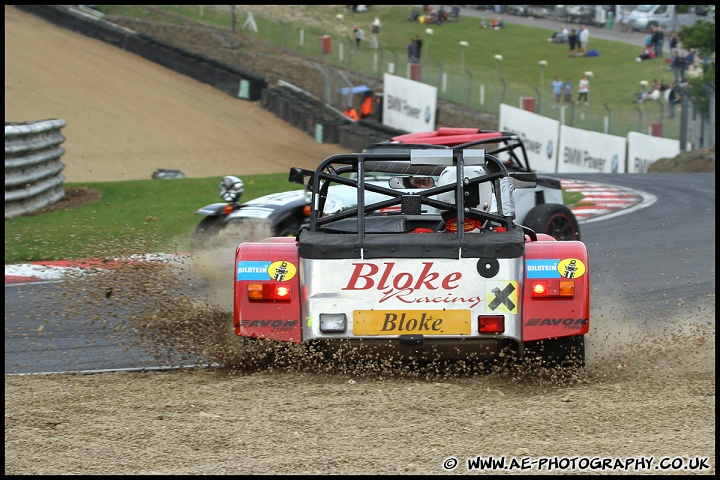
[[232, 143, 589, 368]]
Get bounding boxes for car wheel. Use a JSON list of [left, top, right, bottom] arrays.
[[525, 335, 586, 369], [523, 204, 580, 241], [191, 216, 226, 250]]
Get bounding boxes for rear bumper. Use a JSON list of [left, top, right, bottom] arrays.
[[307, 337, 518, 361]]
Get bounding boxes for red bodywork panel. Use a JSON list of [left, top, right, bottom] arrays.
[[521, 236, 590, 341], [391, 128, 504, 146], [233, 237, 302, 342]]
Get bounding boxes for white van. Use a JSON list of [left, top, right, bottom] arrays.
[[626, 5, 711, 32]]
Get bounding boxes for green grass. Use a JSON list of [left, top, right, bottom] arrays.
[[4, 174, 300, 263]]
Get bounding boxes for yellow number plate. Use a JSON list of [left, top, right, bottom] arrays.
[[354, 310, 471, 336]]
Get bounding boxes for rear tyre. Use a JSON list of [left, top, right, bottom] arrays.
[[523, 204, 580, 241]]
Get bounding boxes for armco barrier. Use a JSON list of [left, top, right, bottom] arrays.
[[5, 119, 67, 219]]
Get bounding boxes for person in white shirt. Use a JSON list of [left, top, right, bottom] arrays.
[[577, 75, 589, 105], [578, 26, 590, 55]]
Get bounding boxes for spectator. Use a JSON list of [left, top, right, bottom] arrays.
[[551, 76, 563, 108], [578, 25, 589, 55], [577, 74, 589, 105], [684, 49, 696, 68], [438, 6, 449, 23], [549, 25, 568, 43], [645, 28, 654, 48], [407, 37, 419, 64], [353, 26, 365, 48], [563, 78, 573, 104], [370, 17, 380, 49], [668, 31, 679, 59], [653, 25, 664, 57], [414, 35, 423, 61], [636, 46, 656, 62], [568, 28, 578, 56], [497, 17, 505, 29], [672, 51, 686, 83], [666, 82, 682, 118]]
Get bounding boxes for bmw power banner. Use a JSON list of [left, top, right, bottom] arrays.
[[499, 104, 560, 173], [382, 73, 436, 133]]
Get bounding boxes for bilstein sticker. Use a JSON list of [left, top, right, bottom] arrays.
[[526, 259, 586, 279], [236, 260, 297, 281]]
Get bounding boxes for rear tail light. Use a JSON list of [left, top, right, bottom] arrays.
[[247, 283, 292, 301], [478, 315, 504, 333], [530, 279, 575, 298]]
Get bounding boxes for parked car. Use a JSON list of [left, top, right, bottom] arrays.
[[192, 129, 581, 249]]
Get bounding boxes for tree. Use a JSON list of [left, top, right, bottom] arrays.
[[677, 12, 715, 117]]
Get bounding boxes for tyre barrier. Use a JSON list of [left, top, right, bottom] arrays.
[[5, 119, 67, 219]]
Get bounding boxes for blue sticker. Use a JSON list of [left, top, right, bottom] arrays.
[[237, 261, 271, 281], [526, 259, 560, 278]]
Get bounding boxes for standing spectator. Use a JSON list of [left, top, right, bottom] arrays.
[[668, 31, 679, 59], [645, 28, 654, 48], [577, 74, 589, 105], [413, 35, 423, 62], [353, 26, 365, 49], [568, 28, 578, 56], [370, 17, 380, 49], [563, 78, 573, 105], [672, 51, 686, 84], [551, 76, 563, 108], [578, 25, 589, 55], [654, 25, 664, 57], [406, 37, 419, 64]]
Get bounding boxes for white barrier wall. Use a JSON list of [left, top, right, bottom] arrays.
[[626, 131, 680, 173], [498, 103, 685, 174], [558, 125, 627, 173], [498, 104, 560, 173], [382, 73, 437, 133]]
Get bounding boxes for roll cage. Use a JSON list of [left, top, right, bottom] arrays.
[[288, 148, 538, 244]]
